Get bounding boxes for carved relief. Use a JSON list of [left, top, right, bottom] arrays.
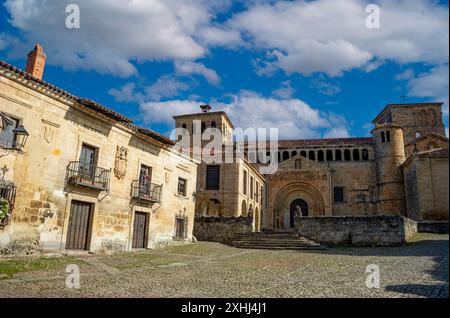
[[43, 125, 55, 143], [114, 146, 128, 180]]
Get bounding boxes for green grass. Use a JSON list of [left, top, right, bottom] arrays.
[[0, 256, 80, 280]]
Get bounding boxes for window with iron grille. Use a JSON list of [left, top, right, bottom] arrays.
[[177, 178, 187, 196], [334, 187, 344, 203], [206, 165, 220, 190]]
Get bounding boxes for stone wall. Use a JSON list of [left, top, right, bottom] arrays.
[[193, 216, 253, 243], [417, 221, 449, 234], [296, 216, 417, 246]]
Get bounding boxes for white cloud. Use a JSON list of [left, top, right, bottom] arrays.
[[3, 0, 234, 76], [310, 74, 341, 96], [175, 61, 221, 85], [395, 68, 415, 81], [139, 90, 350, 139], [408, 64, 449, 117], [229, 0, 449, 76], [271, 80, 295, 99], [108, 83, 138, 103]]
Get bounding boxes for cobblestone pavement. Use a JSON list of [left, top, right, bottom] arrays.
[[0, 233, 448, 298]]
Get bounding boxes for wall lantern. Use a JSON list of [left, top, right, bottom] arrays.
[[13, 125, 29, 150]]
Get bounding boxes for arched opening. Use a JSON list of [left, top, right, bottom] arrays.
[[241, 200, 247, 217], [181, 123, 187, 129], [300, 151, 307, 157], [282, 151, 289, 161], [386, 130, 391, 142], [344, 149, 351, 161], [291, 150, 297, 157], [211, 121, 216, 128], [318, 150, 324, 162], [335, 149, 342, 161], [290, 199, 308, 228], [308, 150, 315, 161], [326, 149, 333, 161], [362, 149, 369, 160], [353, 149, 360, 161], [381, 131, 385, 143], [201, 122, 206, 133]]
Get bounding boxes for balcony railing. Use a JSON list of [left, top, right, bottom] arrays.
[[131, 180, 162, 203], [0, 180, 16, 226], [66, 161, 111, 191]]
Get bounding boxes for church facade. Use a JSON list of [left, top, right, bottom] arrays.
[[176, 103, 448, 231]]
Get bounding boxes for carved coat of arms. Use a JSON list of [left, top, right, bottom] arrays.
[[44, 126, 55, 143], [114, 146, 128, 180]]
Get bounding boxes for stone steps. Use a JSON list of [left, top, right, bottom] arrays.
[[230, 232, 326, 250]]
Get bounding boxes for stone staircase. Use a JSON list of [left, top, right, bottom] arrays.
[[230, 231, 326, 250]]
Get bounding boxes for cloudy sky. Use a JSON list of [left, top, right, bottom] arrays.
[[0, 0, 448, 139]]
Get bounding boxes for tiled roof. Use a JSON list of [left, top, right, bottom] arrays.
[[0, 60, 175, 146]]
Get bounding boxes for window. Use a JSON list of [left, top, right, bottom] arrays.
[[334, 187, 344, 203], [0, 116, 19, 149], [291, 150, 297, 157], [201, 122, 206, 133], [353, 149, 360, 161], [177, 178, 187, 196], [318, 150, 324, 162], [243, 170, 248, 195], [181, 123, 187, 129], [362, 149, 369, 161], [344, 149, 351, 161], [250, 176, 254, 199], [381, 131, 385, 143], [386, 130, 391, 142], [335, 149, 342, 161], [256, 181, 259, 202], [206, 165, 220, 190], [139, 165, 152, 186], [295, 159, 301, 170], [309, 150, 315, 161], [326, 150, 333, 161], [282, 151, 289, 161], [211, 121, 216, 128]]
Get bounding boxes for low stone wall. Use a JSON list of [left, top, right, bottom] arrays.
[[296, 216, 418, 246], [418, 221, 449, 234], [193, 216, 253, 243]]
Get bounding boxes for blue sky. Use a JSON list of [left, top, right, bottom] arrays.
[[0, 0, 448, 139]]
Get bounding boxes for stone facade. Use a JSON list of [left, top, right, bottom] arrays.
[[296, 216, 418, 246], [0, 52, 198, 253]]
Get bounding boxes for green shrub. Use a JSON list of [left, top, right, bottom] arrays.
[[0, 198, 9, 220]]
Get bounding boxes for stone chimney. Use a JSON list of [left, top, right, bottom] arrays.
[[26, 44, 47, 79]]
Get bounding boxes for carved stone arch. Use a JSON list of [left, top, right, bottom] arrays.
[[274, 182, 326, 217]]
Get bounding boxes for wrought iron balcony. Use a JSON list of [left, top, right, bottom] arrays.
[[66, 161, 111, 191], [131, 180, 162, 203], [0, 180, 16, 226]]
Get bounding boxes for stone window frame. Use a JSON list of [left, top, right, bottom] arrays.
[[333, 186, 345, 203], [177, 177, 187, 196]]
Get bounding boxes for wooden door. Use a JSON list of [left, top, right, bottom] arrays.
[[66, 201, 92, 250], [132, 212, 148, 248]]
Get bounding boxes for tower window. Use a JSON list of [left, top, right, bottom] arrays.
[[335, 149, 342, 161], [362, 149, 369, 160], [386, 130, 391, 142], [206, 165, 220, 190], [326, 150, 333, 161], [381, 131, 385, 143], [344, 149, 351, 161], [353, 149, 360, 161], [318, 150, 324, 162]]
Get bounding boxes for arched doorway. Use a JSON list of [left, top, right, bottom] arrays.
[[290, 199, 308, 228]]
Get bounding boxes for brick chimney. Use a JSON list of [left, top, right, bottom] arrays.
[[26, 44, 47, 79]]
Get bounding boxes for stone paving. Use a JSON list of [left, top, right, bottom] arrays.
[[0, 233, 448, 298]]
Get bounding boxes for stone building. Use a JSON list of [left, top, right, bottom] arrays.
[[0, 45, 198, 252], [180, 103, 448, 233]]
